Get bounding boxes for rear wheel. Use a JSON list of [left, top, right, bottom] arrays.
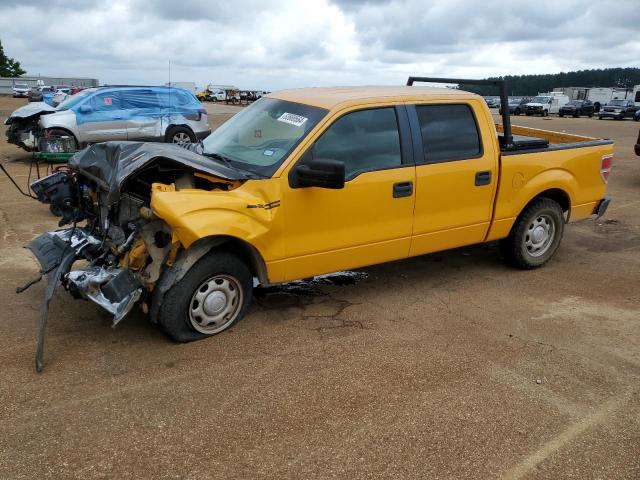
[[500, 198, 564, 269], [166, 126, 196, 144], [158, 252, 253, 342]]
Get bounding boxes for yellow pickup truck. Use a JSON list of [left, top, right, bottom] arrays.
[[25, 77, 613, 370]]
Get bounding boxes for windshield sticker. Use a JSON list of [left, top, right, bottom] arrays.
[[277, 112, 308, 127], [263, 149, 275, 156], [103, 96, 113, 106]]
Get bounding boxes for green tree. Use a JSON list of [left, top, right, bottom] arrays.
[[0, 40, 26, 77]]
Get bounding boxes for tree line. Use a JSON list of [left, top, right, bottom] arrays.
[[458, 68, 640, 96]]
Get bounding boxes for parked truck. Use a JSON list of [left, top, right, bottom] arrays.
[[22, 77, 613, 371]]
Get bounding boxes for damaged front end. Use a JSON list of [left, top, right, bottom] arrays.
[[22, 141, 245, 371], [4, 102, 57, 151]]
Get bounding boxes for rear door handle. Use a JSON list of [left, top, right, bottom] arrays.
[[393, 181, 413, 198], [475, 171, 492, 186]]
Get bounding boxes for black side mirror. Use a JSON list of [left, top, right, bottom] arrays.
[[294, 158, 345, 189]]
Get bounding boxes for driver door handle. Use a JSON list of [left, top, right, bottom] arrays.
[[393, 181, 413, 198]]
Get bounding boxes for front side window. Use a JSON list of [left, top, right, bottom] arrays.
[[312, 107, 402, 179], [90, 92, 122, 111], [202, 97, 327, 177], [416, 104, 481, 163]]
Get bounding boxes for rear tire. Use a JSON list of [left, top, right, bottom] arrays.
[[500, 198, 564, 269], [158, 252, 253, 342], [166, 126, 196, 144]]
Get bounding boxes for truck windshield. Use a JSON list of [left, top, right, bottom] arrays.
[[609, 100, 624, 106], [202, 97, 327, 177], [531, 96, 551, 103]]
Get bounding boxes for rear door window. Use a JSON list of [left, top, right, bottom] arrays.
[[121, 89, 161, 109], [313, 107, 402, 179], [415, 104, 481, 163]]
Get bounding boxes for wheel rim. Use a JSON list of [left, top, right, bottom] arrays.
[[524, 214, 555, 257], [189, 274, 243, 334], [172, 132, 191, 144]]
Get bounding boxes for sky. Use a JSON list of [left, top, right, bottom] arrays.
[[0, 0, 639, 91]]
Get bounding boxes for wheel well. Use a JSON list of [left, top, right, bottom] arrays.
[[206, 236, 269, 285], [43, 126, 78, 143], [529, 189, 570, 213], [165, 124, 195, 140]]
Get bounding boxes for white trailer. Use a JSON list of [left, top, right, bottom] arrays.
[[633, 85, 640, 106]]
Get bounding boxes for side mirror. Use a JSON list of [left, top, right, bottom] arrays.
[[294, 158, 345, 189], [79, 104, 93, 114]]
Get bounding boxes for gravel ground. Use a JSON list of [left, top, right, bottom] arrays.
[[0, 96, 638, 479]]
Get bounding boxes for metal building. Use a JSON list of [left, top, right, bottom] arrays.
[[0, 75, 99, 95]]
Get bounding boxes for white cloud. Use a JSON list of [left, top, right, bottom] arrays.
[[0, 0, 638, 91]]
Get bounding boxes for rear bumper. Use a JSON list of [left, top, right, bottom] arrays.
[[594, 198, 611, 219]]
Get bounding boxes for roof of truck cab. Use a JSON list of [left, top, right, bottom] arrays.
[[267, 86, 479, 109]]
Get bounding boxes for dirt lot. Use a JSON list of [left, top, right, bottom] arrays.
[[0, 95, 638, 479]]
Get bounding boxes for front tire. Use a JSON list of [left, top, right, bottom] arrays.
[[500, 198, 564, 269], [158, 252, 253, 342]]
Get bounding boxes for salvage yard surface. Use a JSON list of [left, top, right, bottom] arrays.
[[0, 95, 639, 479]]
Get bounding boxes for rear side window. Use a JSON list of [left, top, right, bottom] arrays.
[[313, 107, 402, 179], [121, 89, 161, 109], [416, 104, 481, 163]]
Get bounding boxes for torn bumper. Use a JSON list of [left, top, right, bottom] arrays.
[[28, 228, 142, 324], [25, 228, 142, 371]]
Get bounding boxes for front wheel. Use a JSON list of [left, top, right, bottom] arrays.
[[500, 198, 564, 269], [158, 252, 253, 342], [543, 110, 549, 117]]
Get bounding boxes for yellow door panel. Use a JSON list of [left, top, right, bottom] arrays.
[[282, 167, 415, 281], [409, 100, 498, 256], [270, 237, 410, 281]]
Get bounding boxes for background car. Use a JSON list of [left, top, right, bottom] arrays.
[[51, 87, 72, 106], [28, 85, 53, 102], [499, 97, 531, 116], [559, 100, 595, 117], [635, 109, 640, 122], [6, 85, 211, 151], [12, 83, 30, 98], [598, 99, 639, 120], [483, 96, 501, 108]]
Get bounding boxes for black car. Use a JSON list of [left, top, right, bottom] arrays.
[[559, 100, 594, 118], [598, 99, 639, 120], [635, 109, 640, 122], [499, 97, 531, 116]]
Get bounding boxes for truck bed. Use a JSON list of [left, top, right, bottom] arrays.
[[496, 124, 610, 152]]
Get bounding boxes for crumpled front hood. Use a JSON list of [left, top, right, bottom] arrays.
[[70, 141, 246, 205], [4, 102, 57, 124]]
